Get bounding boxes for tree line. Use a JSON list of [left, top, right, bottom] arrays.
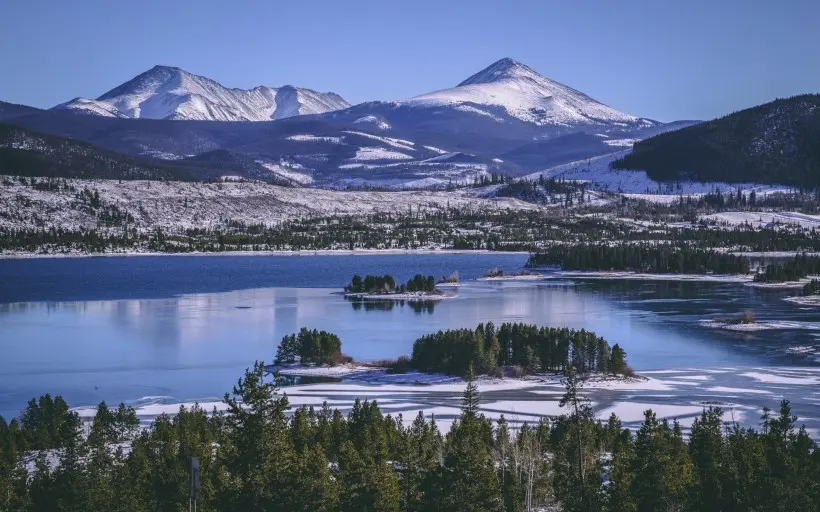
[[803, 279, 820, 295], [754, 254, 820, 283], [410, 322, 629, 377], [1, 363, 818, 511], [6, 202, 820, 255], [527, 244, 751, 274]]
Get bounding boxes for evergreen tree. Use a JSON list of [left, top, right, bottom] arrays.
[[216, 361, 294, 511], [631, 412, 693, 511], [337, 440, 400, 512], [688, 407, 726, 511], [461, 365, 481, 417]]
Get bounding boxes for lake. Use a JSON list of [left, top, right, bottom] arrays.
[[1, 253, 819, 420]]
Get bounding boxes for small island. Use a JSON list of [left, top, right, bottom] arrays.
[[343, 273, 448, 300], [269, 322, 633, 382], [479, 267, 544, 281], [437, 271, 460, 286], [699, 311, 774, 331], [410, 322, 631, 378]]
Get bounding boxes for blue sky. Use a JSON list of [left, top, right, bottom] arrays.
[[1, 0, 817, 122]]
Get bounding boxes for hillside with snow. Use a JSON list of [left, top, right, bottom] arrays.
[[0, 58, 703, 188], [0, 177, 539, 233], [408, 58, 651, 127], [526, 150, 791, 198], [52, 65, 350, 122], [322, 58, 662, 148]]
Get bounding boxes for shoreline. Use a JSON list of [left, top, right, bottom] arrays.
[[478, 273, 545, 281], [67, 365, 820, 438], [548, 271, 754, 283], [344, 291, 454, 301], [0, 248, 531, 260]]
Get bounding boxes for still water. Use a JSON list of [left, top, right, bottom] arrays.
[[1, 253, 818, 419]]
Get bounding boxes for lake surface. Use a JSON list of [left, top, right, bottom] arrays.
[[2, 253, 819, 419]]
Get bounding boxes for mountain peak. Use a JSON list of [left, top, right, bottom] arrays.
[[457, 57, 541, 86], [149, 64, 183, 73], [404, 57, 650, 129], [53, 66, 351, 122]]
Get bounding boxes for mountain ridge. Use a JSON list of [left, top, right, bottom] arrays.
[[612, 94, 820, 187], [52, 65, 351, 122]]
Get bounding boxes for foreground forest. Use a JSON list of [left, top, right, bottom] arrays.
[[0, 363, 818, 512]]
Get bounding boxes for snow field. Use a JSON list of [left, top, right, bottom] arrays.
[[71, 367, 820, 437]]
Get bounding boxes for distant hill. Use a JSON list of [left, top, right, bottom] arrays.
[[0, 101, 42, 122], [0, 123, 290, 183], [612, 95, 820, 187]]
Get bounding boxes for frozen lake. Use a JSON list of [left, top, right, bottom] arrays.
[[1, 253, 819, 422]]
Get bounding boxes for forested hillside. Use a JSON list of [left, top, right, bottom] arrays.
[[612, 95, 820, 186], [1, 363, 818, 511], [0, 124, 294, 183]]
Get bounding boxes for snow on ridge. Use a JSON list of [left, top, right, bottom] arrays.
[[423, 145, 448, 154], [285, 134, 344, 144], [341, 131, 416, 151], [256, 161, 314, 185], [350, 147, 414, 161], [525, 151, 791, 197], [52, 65, 351, 122], [603, 138, 639, 147], [352, 115, 391, 130], [402, 58, 649, 128]]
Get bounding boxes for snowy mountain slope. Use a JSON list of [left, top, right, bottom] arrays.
[[2, 112, 497, 188], [320, 58, 661, 149], [406, 58, 650, 127], [525, 150, 781, 196], [4, 58, 708, 188], [52, 65, 350, 122], [0, 177, 539, 233]]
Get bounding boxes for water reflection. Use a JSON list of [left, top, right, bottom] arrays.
[[3, 279, 816, 420], [345, 295, 438, 314]]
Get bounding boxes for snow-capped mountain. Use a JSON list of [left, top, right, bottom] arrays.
[[52, 65, 350, 122], [322, 58, 660, 148], [405, 57, 650, 127], [2, 57, 699, 189]]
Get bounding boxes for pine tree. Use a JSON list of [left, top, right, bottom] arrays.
[[631, 411, 693, 511], [605, 416, 636, 512], [337, 440, 400, 512], [609, 344, 628, 375], [402, 411, 442, 512], [216, 361, 294, 511], [88, 401, 117, 446], [689, 407, 725, 511], [555, 370, 601, 512], [461, 365, 480, 417]]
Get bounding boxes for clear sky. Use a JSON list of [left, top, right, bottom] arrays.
[[1, 0, 817, 122]]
